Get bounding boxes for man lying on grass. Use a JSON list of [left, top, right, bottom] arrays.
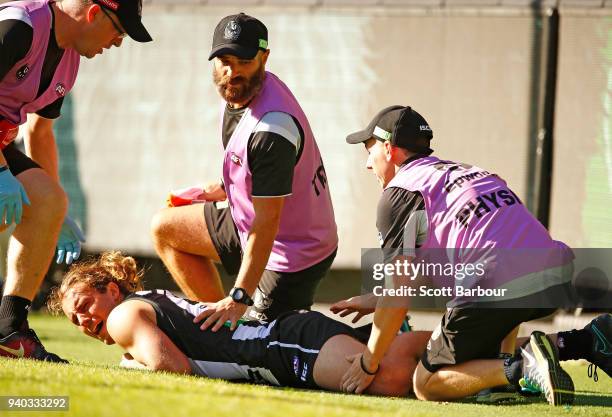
[[46, 251, 427, 395], [46, 252, 610, 399]]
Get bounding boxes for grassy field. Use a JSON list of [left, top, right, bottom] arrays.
[[0, 314, 610, 417]]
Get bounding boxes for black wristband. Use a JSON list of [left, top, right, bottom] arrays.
[[360, 354, 379, 375]]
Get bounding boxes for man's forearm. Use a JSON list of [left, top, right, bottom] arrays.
[[365, 256, 416, 366], [365, 303, 409, 367], [234, 213, 280, 295], [24, 117, 60, 181]]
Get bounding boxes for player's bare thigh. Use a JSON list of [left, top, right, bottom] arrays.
[[151, 203, 220, 262], [313, 331, 428, 396]]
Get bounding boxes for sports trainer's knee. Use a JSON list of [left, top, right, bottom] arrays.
[[26, 180, 68, 224], [150, 208, 172, 246], [412, 362, 438, 401], [413, 380, 437, 401]]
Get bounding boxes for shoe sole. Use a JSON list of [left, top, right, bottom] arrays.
[[530, 331, 575, 406], [476, 391, 520, 403]]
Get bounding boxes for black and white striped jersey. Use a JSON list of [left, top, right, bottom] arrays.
[[123, 290, 360, 388]]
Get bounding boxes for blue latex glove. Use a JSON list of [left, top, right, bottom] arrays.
[[56, 216, 85, 264], [0, 168, 30, 225]]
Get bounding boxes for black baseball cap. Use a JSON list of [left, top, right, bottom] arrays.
[[346, 105, 433, 154], [208, 13, 268, 61], [93, 0, 152, 43]]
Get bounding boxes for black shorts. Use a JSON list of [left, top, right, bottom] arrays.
[[203, 201, 242, 274], [421, 305, 557, 372], [2, 143, 40, 176], [203, 201, 337, 322], [267, 310, 366, 389], [421, 281, 575, 373]]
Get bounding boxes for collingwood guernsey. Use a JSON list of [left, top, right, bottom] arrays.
[[123, 290, 361, 388]]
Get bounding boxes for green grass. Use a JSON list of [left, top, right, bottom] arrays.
[[0, 314, 610, 417]]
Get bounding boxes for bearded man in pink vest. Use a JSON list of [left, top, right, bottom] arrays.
[[151, 14, 338, 331], [0, 0, 152, 362], [337, 106, 583, 406]]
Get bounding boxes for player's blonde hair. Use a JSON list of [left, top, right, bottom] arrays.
[[47, 251, 144, 315]]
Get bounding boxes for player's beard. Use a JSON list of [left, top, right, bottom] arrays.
[[214, 62, 265, 106]]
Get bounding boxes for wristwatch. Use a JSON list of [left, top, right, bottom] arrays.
[[229, 287, 254, 306]]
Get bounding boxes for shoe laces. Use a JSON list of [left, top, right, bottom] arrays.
[[26, 328, 43, 346], [587, 363, 599, 382]]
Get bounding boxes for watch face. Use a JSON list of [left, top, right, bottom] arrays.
[[233, 288, 244, 301]]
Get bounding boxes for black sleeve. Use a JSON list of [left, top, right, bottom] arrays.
[[0, 18, 33, 83], [376, 187, 425, 249], [36, 96, 64, 119], [247, 131, 297, 197]]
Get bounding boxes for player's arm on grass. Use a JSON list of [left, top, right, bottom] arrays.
[[107, 300, 192, 374]]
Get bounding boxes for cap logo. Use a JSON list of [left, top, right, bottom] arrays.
[[98, 0, 118, 11], [373, 126, 392, 141], [259, 39, 268, 49], [224, 20, 241, 41], [420, 125, 432, 132]]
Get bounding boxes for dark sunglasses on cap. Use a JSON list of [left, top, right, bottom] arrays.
[[99, 6, 126, 38]]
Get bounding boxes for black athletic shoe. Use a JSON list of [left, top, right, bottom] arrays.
[[0, 326, 68, 363], [584, 313, 612, 381], [520, 331, 574, 406]]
